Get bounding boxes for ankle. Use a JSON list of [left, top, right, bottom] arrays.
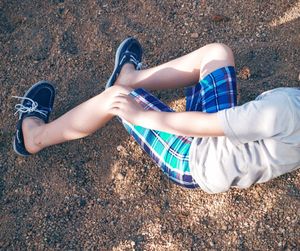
[[115, 63, 137, 87], [22, 117, 45, 154]]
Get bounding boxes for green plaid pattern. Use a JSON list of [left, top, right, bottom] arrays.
[[120, 66, 237, 188]]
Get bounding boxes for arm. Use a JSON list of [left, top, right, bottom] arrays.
[[110, 94, 224, 137], [139, 110, 224, 137]]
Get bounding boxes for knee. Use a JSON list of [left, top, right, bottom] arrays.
[[203, 43, 234, 59], [199, 43, 235, 78], [204, 42, 232, 50], [105, 85, 133, 95]]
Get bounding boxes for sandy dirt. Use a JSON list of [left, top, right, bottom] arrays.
[[0, 0, 300, 250]]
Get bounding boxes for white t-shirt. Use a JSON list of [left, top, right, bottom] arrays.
[[189, 87, 300, 194]]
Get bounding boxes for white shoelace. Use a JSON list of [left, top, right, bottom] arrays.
[[12, 96, 47, 117], [120, 54, 142, 70], [136, 62, 142, 70], [129, 55, 142, 70]]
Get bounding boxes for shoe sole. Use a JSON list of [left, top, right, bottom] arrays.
[[13, 80, 54, 157], [13, 137, 29, 157]]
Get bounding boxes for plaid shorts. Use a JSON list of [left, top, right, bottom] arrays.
[[121, 66, 237, 188]]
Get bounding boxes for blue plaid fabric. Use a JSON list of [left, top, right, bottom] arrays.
[[186, 66, 237, 113], [120, 66, 237, 188]]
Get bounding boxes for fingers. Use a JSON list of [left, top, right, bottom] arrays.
[[109, 107, 121, 117], [109, 94, 132, 116], [112, 94, 131, 103], [110, 96, 129, 109], [111, 94, 137, 108], [109, 93, 143, 124]]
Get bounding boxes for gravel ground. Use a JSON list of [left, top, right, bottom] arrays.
[[0, 0, 300, 250]]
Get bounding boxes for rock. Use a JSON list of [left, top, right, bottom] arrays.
[[258, 228, 264, 233], [117, 145, 123, 152], [58, 8, 64, 15], [153, 205, 160, 213], [116, 173, 124, 180], [211, 14, 230, 22], [191, 33, 199, 38], [238, 66, 251, 80], [79, 198, 87, 207]]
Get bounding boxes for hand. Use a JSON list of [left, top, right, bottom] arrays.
[[109, 94, 145, 124]]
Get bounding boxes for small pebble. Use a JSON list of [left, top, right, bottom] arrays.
[[238, 66, 251, 80], [211, 14, 230, 22], [116, 173, 124, 180], [117, 145, 123, 151], [191, 33, 199, 38]]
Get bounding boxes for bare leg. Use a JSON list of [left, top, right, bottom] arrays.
[[22, 43, 235, 154], [115, 43, 235, 90], [22, 85, 132, 154]]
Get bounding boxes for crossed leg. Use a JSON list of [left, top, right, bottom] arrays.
[[22, 43, 235, 154], [115, 43, 234, 90]]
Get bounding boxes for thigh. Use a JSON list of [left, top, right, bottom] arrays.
[[121, 88, 199, 189]]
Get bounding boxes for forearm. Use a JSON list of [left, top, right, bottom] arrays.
[[137, 111, 224, 137]]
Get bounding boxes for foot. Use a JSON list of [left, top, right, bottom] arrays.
[[114, 63, 136, 87], [13, 81, 55, 156], [105, 37, 143, 89], [22, 117, 45, 154]]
